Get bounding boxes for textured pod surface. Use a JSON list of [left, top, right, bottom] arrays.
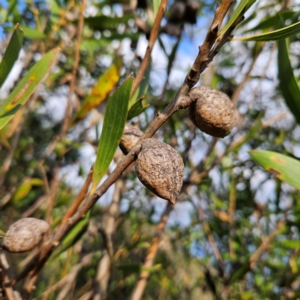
[[119, 124, 143, 154], [2, 218, 49, 253], [188, 86, 237, 138], [136, 139, 184, 204]]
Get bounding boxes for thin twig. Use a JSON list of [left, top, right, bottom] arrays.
[[59, 167, 93, 229], [130, 202, 173, 300], [0, 250, 20, 300], [193, 201, 224, 272], [41, 0, 86, 159], [131, 0, 168, 97], [93, 179, 124, 300]]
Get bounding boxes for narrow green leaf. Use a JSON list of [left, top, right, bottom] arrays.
[[92, 77, 134, 191], [227, 262, 250, 285], [21, 26, 46, 39], [278, 239, 300, 249], [0, 48, 60, 129], [235, 20, 300, 41], [152, 0, 160, 17], [127, 97, 149, 120], [85, 15, 133, 30], [0, 24, 23, 87], [52, 212, 90, 258], [218, 0, 256, 37], [243, 11, 297, 33], [277, 38, 300, 124], [249, 150, 300, 190]]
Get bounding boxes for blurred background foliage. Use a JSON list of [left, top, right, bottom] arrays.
[[1, 0, 300, 299]]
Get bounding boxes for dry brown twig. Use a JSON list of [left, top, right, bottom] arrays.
[[131, 0, 168, 97], [130, 202, 173, 300], [11, 0, 238, 291]]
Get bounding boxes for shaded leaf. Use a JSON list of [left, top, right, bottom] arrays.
[[0, 48, 60, 129], [92, 77, 134, 192], [52, 212, 90, 258], [277, 38, 300, 124], [249, 150, 300, 190], [70, 57, 122, 126], [0, 24, 23, 88], [127, 97, 149, 120], [85, 15, 133, 30], [227, 262, 250, 285]]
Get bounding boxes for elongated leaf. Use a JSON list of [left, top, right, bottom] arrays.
[[0, 24, 23, 87], [0, 48, 60, 129], [70, 57, 122, 126], [243, 11, 297, 33], [92, 77, 134, 192], [127, 97, 149, 120], [235, 20, 300, 41], [249, 150, 300, 190], [218, 0, 256, 37], [21, 26, 45, 39], [85, 15, 133, 30], [278, 239, 300, 249], [12, 178, 44, 204], [277, 38, 300, 124], [52, 212, 90, 258]]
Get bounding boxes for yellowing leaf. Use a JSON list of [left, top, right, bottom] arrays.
[[70, 57, 122, 126], [11, 178, 44, 204]]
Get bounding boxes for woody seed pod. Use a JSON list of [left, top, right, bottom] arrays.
[[188, 86, 237, 138], [2, 218, 49, 253], [136, 139, 184, 204], [119, 124, 143, 154]]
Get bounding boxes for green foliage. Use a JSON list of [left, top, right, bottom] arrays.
[[0, 24, 23, 87], [0, 47, 60, 129], [249, 150, 300, 190], [1, 0, 300, 299], [92, 77, 133, 190]]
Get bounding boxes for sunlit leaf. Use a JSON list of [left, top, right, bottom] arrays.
[[218, 0, 256, 38], [0, 24, 23, 88], [0, 48, 60, 129], [11, 178, 44, 204], [70, 57, 122, 126], [235, 20, 300, 41], [249, 150, 300, 190], [278, 239, 300, 249], [21, 26, 45, 39], [243, 11, 298, 33], [91, 77, 134, 193], [277, 38, 300, 124]]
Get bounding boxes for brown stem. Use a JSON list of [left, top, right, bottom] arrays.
[[0, 250, 20, 300], [131, 0, 168, 97], [59, 167, 93, 229], [130, 203, 173, 300], [93, 180, 124, 300]]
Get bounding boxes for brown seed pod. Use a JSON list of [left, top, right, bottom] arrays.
[[136, 139, 184, 204], [2, 218, 49, 253], [188, 86, 237, 138], [119, 124, 143, 155]]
